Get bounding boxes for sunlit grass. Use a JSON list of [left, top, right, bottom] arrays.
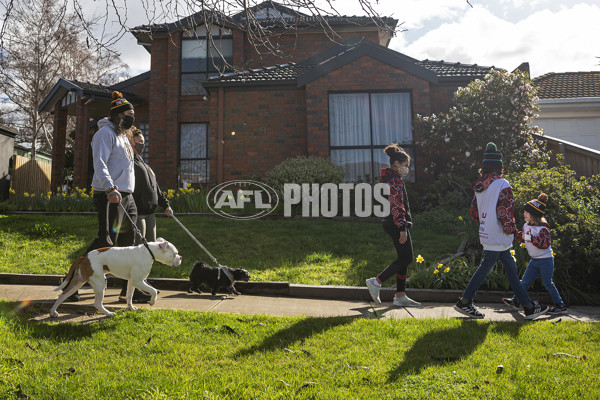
[[0, 301, 598, 399]]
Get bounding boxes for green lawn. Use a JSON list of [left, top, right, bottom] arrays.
[[0, 302, 598, 399], [0, 214, 462, 287]]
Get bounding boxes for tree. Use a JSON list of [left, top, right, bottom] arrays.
[[415, 69, 550, 181], [0, 0, 127, 158]]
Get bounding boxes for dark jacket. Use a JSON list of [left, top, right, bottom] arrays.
[[380, 167, 412, 230], [133, 154, 169, 215]]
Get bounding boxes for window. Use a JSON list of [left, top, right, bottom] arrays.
[[181, 25, 233, 96], [180, 123, 209, 186], [137, 122, 149, 162], [329, 92, 414, 182]]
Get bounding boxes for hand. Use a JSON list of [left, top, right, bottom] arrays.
[[107, 190, 122, 203], [165, 207, 173, 217], [398, 230, 408, 244]]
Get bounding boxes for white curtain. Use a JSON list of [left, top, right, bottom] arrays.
[[330, 149, 372, 182], [329, 93, 370, 146], [370, 93, 412, 145]]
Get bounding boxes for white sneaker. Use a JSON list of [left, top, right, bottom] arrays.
[[393, 295, 421, 307], [366, 278, 381, 304]]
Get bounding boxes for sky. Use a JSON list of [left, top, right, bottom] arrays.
[[87, 0, 600, 78]]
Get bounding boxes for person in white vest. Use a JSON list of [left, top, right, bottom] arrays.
[[454, 142, 549, 320], [502, 193, 567, 314]]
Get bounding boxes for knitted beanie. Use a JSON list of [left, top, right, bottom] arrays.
[[110, 91, 133, 115], [482, 142, 503, 170], [524, 193, 548, 219]]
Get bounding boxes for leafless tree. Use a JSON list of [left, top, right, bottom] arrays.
[[0, 0, 127, 157]]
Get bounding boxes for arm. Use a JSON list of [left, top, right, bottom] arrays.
[[389, 178, 408, 230], [530, 226, 552, 249], [470, 195, 479, 224], [497, 186, 517, 234], [91, 129, 116, 191]]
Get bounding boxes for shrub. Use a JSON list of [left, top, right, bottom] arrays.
[[265, 156, 345, 194], [508, 161, 600, 303], [415, 69, 550, 181]]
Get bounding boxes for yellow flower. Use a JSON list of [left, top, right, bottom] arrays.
[[187, 183, 192, 188], [416, 255, 424, 263], [9, 188, 15, 194], [433, 269, 439, 274], [24, 192, 29, 197], [520, 242, 526, 248], [458, 216, 463, 221], [552, 251, 555, 257], [444, 267, 450, 273], [47, 191, 52, 197], [31, 194, 35, 197], [437, 263, 443, 269], [510, 249, 515, 256]]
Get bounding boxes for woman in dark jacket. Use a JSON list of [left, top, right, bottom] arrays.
[[365, 144, 421, 308], [131, 128, 172, 244]]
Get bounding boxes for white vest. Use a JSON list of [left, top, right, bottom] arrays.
[[476, 178, 513, 251], [523, 223, 553, 259]]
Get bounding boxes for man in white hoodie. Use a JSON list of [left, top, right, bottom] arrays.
[[453, 142, 549, 320]]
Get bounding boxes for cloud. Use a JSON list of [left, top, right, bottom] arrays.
[[392, 2, 600, 77]]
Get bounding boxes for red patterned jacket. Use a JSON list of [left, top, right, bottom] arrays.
[[469, 174, 517, 235], [381, 168, 412, 230]]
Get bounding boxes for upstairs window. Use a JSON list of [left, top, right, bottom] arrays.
[[181, 25, 233, 96]]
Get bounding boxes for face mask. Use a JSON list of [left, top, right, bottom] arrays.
[[133, 142, 145, 154], [122, 115, 135, 129], [397, 166, 410, 177]]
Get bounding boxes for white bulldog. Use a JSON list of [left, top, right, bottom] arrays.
[[50, 238, 182, 318]]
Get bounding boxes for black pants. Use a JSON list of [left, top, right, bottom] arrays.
[[377, 222, 413, 292], [86, 192, 138, 253]]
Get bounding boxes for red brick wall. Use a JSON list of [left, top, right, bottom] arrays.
[[240, 31, 380, 68], [147, 33, 184, 189], [430, 83, 463, 114], [304, 55, 433, 183], [305, 55, 432, 155], [215, 88, 307, 182]]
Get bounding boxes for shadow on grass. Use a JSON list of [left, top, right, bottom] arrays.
[[0, 302, 115, 341], [387, 320, 492, 381], [233, 316, 355, 358]]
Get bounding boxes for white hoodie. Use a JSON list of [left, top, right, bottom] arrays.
[[476, 178, 514, 251], [90, 118, 135, 193]]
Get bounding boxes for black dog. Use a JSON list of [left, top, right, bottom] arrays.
[[188, 261, 251, 296]]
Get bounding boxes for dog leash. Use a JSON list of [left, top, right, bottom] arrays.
[[170, 214, 234, 283], [116, 202, 156, 262]]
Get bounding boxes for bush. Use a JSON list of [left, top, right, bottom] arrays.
[[265, 156, 345, 195], [415, 69, 550, 180], [508, 161, 600, 303]]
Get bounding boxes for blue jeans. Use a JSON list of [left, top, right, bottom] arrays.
[[520, 257, 564, 307], [462, 249, 533, 308]]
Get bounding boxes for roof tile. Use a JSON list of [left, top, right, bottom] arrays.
[[533, 72, 600, 99]]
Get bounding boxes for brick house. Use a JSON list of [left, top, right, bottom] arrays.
[[39, 1, 495, 191]]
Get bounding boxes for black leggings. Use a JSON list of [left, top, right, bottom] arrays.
[[86, 192, 137, 253], [377, 222, 413, 292]]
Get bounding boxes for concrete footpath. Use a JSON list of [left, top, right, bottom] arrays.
[[1, 282, 599, 323]]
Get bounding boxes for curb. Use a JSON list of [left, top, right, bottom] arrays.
[[0, 273, 558, 304]]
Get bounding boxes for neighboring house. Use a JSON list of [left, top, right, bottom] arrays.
[[0, 124, 17, 201], [533, 71, 600, 152], [39, 1, 498, 191], [13, 143, 53, 164]]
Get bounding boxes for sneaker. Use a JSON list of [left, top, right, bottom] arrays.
[[548, 305, 567, 315], [502, 297, 521, 311], [64, 291, 80, 302], [366, 278, 381, 304], [454, 299, 484, 319], [524, 303, 549, 320], [393, 295, 421, 307]]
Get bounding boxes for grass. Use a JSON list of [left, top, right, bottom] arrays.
[[0, 301, 598, 399], [0, 214, 462, 287]]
